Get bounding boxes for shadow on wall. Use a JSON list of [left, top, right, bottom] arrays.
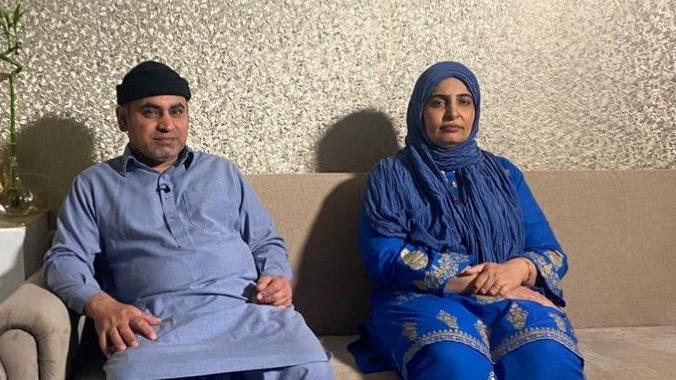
[[291, 110, 400, 336], [15, 117, 96, 225], [315, 109, 400, 173]]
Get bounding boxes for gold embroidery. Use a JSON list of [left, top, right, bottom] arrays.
[[394, 291, 424, 305], [473, 295, 505, 304], [506, 303, 528, 330], [546, 250, 564, 269], [491, 326, 580, 362], [549, 312, 567, 332], [524, 251, 562, 292], [475, 319, 491, 346], [400, 248, 429, 270], [436, 310, 458, 329], [398, 313, 579, 376], [401, 328, 491, 378], [402, 322, 418, 341], [412, 252, 469, 291], [541, 262, 554, 278]]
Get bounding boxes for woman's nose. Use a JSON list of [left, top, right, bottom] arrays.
[[444, 103, 458, 120]]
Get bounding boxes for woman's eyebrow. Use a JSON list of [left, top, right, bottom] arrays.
[[429, 93, 472, 99]]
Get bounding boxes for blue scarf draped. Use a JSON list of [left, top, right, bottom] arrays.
[[363, 61, 524, 263]]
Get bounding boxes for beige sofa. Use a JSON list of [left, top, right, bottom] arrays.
[[1, 171, 675, 380]]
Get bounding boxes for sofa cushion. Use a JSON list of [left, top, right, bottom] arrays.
[[578, 326, 676, 379], [250, 171, 676, 333], [321, 335, 398, 380]]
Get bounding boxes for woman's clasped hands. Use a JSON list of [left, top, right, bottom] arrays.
[[445, 259, 555, 307]]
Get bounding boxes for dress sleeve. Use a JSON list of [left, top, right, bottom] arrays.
[[44, 176, 103, 314], [501, 159, 568, 306], [359, 211, 471, 295], [234, 167, 292, 280]]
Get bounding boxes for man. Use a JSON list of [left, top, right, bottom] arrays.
[[44, 61, 333, 380]]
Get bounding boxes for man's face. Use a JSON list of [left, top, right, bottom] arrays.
[[117, 95, 189, 171]]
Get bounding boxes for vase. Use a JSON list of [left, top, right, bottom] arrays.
[[0, 154, 35, 217]]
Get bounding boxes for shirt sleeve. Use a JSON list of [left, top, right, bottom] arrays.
[[43, 176, 103, 314], [234, 167, 292, 280], [501, 159, 568, 306], [359, 212, 471, 295]]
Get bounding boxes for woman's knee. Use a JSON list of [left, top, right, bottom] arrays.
[[405, 341, 493, 380], [496, 339, 584, 380]]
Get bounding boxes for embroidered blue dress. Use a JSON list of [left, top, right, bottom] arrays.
[[351, 158, 583, 379], [349, 62, 584, 380]]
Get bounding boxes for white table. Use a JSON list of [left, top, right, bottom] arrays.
[[0, 212, 49, 302]]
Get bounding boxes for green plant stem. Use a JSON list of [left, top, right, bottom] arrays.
[[0, 5, 24, 196], [8, 73, 15, 156], [0, 53, 22, 190]]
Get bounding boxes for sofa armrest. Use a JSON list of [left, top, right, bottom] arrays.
[[0, 329, 38, 379], [0, 271, 74, 380]]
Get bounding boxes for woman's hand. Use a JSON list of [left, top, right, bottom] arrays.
[[502, 286, 556, 307], [462, 259, 530, 296], [444, 274, 476, 293]]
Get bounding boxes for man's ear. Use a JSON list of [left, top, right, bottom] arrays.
[[116, 105, 128, 132]]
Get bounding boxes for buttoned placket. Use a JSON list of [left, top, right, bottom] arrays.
[[157, 170, 191, 248]]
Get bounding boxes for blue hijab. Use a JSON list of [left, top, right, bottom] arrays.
[[363, 61, 524, 263]]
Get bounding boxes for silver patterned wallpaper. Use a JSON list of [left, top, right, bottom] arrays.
[[0, 0, 674, 210]]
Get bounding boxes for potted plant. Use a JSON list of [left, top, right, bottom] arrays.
[[0, 3, 34, 218]]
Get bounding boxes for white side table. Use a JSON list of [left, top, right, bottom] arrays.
[[0, 212, 49, 302]]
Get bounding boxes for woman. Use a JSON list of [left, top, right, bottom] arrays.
[[349, 61, 584, 380]]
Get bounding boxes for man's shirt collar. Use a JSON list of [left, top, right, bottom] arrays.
[[120, 145, 195, 176]]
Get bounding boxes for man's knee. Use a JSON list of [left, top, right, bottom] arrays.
[[405, 341, 493, 380]]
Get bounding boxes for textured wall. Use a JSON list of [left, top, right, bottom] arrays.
[[1, 0, 674, 200]]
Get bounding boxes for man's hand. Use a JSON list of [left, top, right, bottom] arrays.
[[85, 292, 162, 358], [255, 275, 292, 308], [462, 259, 530, 296]]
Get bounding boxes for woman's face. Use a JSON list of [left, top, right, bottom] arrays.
[[423, 77, 475, 148]]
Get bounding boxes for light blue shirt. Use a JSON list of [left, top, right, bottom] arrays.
[[44, 146, 327, 379]]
